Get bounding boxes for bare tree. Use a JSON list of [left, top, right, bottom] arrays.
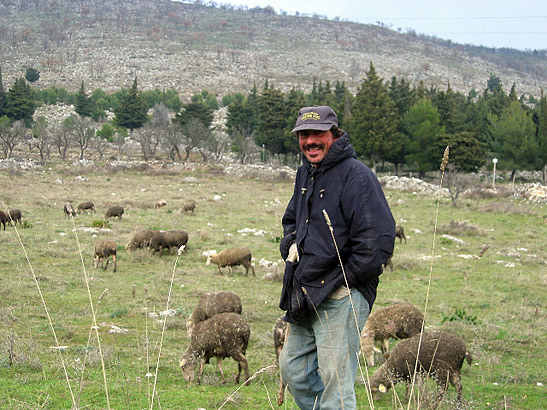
[[162, 124, 184, 161], [63, 115, 95, 160], [181, 118, 220, 162], [32, 116, 51, 161], [230, 126, 256, 164], [113, 128, 129, 161], [54, 123, 72, 160], [0, 118, 26, 159], [443, 165, 475, 206], [92, 136, 109, 160], [134, 123, 160, 161]]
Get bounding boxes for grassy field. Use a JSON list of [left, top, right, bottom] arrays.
[[0, 162, 545, 410]]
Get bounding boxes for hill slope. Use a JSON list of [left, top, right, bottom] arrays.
[[1, 0, 545, 98]]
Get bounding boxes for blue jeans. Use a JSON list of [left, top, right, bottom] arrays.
[[279, 289, 370, 410]]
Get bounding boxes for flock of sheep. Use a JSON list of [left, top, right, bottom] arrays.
[[3, 200, 472, 407]]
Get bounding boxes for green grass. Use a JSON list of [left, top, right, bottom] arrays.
[[0, 164, 545, 410]]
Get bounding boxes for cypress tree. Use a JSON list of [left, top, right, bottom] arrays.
[[0, 66, 6, 117], [75, 81, 94, 117], [114, 77, 148, 131], [5, 77, 36, 126]]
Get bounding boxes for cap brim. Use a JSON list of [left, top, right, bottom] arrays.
[[291, 123, 333, 133]]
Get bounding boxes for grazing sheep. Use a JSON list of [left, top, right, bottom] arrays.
[[163, 230, 189, 253], [186, 291, 242, 338], [273, 317, 289, 406], [149, 231, 171, 255], [105, 205, 124, 220], [155, 199, 167, 209], [0, 211, 7, 230], [94, 239, 117, 272], [7, 209, 22, 226], [206, 247, 255, 276], [77, 201, 95, 214], [360, 304, 424, 366], [368, 331, 472, 406], [126, 229, 155, 251], [63, 202, 77, 218], [395, 225, 407, 243], [179, 312, 251, 385], [182, 200, 196, 214]]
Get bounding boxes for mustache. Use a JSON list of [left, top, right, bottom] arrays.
[[304, 143, 323, 150]]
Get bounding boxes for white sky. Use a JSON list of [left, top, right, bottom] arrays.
[[224, 0, 547, 51]]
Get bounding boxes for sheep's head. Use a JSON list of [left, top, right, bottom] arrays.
[[179, 352, 198, 382], [367, 367, 392, 400]]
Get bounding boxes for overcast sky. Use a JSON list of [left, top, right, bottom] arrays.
[[225, 0, 547, 51]]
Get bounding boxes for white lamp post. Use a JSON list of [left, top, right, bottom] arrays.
[[492, 158, 498, 188]]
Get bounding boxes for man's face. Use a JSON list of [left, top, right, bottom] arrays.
[[298, 129, 338, 165]]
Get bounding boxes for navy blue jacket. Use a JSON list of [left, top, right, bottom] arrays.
[[279, 133, 395, 322]]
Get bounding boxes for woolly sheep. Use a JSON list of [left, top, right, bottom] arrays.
[[186, 291, 242, 338], [206, 247, 255, 276], [182, 199, 196, 214], [148, 230, 189, 255], [368, 331, 472, 406], [105, 205, 124, 219], [360, 304, 424, 366], [155, 199, 167, 209], [7, 209, 22, 226], [0, 211, 7, 230], [94, 239, 117, 272], [395, 225, 407, 243], [273, 317, 288, 406], [126, 229, 155, 251], [77, 201, 95, 214], [63, 202, 77, 218], [179, 312, 251, 385]]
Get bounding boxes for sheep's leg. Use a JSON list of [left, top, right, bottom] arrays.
[[232, 353, 249, 385], [217, 266, 223, 275], [112, 254, 117, 272], [450, 373, 463, 408], [104, 257, 109, 270], [381, 338, 390, 354], [196, 358, 207, 384], [216, 357, 226, 384]]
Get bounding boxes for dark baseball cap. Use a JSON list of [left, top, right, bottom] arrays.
[[291, 105, 338, 133]]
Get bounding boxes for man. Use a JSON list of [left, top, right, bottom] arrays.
[[279, 106, 395, 409]]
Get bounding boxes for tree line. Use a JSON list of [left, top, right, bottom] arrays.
[[0, 63, 546, 180]]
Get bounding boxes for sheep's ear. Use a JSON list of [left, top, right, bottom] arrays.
[[179, 359, 186, 367], [383, 352, 390, 359], [379, 384, 387, 393], [373, 346, 382, 353]]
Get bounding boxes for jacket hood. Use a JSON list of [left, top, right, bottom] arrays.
[[302, 132, 357, 173]]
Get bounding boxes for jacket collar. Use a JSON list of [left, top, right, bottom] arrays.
[[302, 133, 356, 173]]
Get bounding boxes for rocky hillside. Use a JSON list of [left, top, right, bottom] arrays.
[[1, 0, 545, 100]]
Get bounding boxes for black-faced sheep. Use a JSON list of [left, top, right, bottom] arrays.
[[182, 200, 196, 214], [186, 291, 242, 338], [368, 331, 472, 406], [105, 205, 124, 219], [395, 225, 407, 243], [77, 201, 95, 214], [126, 229, 155, 251], [63, 202, 77, 218], [0, 211, 7, 230], [155, 199, 167, 209], [360, 304, 424, 366], [7, 209, 22, 226], [206, 247, 255, 276], [273, 317, 289, 406], [179, 312, 251, 385], [94, 239, 117, 272]]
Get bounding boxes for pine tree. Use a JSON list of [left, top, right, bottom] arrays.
[[347, 62, 399, 170], [75, 81, 94, 117], [5, 77, 36, 126], [114, 77, 148, 131], [538, 90, 547, 180], [256, 84, 288, 155]]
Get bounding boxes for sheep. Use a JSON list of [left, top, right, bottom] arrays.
[[395, 225, 407, 243], [206, 247, 255, 276], [273, 317, 289, 406], [182, 199, 196, 214], [368, 331, 472, 407], [149, 231, 171, 255], [155, 199, 167, 209], [162, 230, 189, 253], [360, 304, 424, 366], [77, 201, 95, 214], [186, 291, 242, 338], [0, 211, 7, 230], [63, 202, 77, 218], [179, 312, 251, 386], [105, 205, 124, 219], [93, 239, 117, 272], [126, 229, 155, 251], [7, 209, 22, 226]]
